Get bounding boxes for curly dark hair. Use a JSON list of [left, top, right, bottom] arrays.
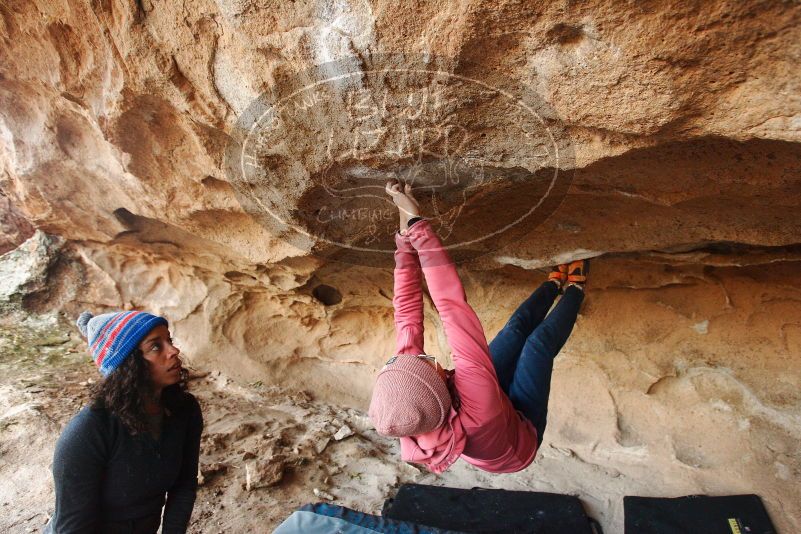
[[89, 348, 189, 435]]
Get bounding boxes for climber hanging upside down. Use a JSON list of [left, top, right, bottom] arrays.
[[368, 180, 589, 474]]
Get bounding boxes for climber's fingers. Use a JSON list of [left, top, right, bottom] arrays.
[[403, 182, 420, 204], [385, 180, 402, 196]]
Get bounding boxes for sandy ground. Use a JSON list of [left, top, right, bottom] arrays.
[[1, 307, 798, 533]]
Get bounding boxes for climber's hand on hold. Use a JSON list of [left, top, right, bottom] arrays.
[[385, 179, 421, 232]]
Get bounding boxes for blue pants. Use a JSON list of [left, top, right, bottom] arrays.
[[488, 282, 584, 447]]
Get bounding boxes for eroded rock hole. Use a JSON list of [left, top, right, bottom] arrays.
[[312, 284, 342, 306], [547, 23, 586, 47]]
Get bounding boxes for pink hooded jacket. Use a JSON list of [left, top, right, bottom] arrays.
[[392, 219, 539, 474]]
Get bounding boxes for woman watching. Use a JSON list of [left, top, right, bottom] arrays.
[[45, 310, 203, 533]]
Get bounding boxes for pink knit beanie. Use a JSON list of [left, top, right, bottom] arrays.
[[369, 355, 452, 437]]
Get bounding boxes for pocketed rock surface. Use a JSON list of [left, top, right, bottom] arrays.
[[1, 0, 800, 532]]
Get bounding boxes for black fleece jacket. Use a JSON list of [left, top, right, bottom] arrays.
[[45, 394, 203, 534]]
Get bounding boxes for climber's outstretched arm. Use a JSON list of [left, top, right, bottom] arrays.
[[405, 219, 502, 425], [393, 230, 425, 356]]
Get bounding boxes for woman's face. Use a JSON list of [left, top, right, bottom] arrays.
[[139, 325, 182, 391]]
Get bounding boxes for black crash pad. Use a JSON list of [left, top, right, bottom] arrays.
[[382, 483, 600, 534], [624, 494, 777, 534]]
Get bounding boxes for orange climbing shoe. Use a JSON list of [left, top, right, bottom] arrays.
[[567, 259, 589, 289], [548, 264, 568, 291]]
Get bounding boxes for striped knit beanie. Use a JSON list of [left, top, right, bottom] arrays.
[[76, 310, 168, 377], [368, 355, 452, 437]]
